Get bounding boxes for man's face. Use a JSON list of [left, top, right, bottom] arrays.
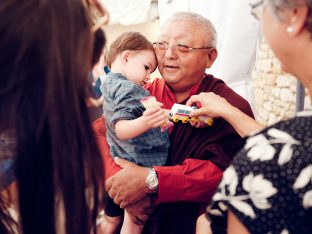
[[155, 20, 211, 92]]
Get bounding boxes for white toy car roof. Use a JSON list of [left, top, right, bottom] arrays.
[[170, 103, 194, 115]]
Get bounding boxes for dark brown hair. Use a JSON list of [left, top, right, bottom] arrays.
[[106, 32, 154, 69], [0, 0, 104, 233], [92, 29, 106, 66]]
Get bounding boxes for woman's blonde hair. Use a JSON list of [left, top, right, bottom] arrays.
[[83, 0, 110, 32]]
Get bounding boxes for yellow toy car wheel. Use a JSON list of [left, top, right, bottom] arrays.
[[207, 118, 213, 126], [182, 117, 189, 123], [172, 116, 179, 122]]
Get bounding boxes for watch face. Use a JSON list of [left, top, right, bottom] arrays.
[[148, 177, 158, 188], [146, 168, 158, 192], [147, 175, 158, 189]]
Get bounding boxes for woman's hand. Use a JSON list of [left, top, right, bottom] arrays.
[[187, 92, 264, 137], [186, 92, 230, 119]]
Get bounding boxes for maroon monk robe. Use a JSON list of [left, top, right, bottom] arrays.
[[143, 74, 254, 234]]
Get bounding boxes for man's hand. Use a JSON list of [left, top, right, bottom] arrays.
[[126, 195, 155, 226], [105, 157, 149, 208], [189, 119, 209, 128]]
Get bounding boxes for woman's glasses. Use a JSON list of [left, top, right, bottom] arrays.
[[250, 0, 264, 20]]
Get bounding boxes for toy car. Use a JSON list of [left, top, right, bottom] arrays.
[[169, 103, 213, 126]]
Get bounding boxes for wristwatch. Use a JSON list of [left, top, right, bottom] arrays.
[[146, 167, 158, 193]]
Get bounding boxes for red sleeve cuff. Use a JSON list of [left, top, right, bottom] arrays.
[[154, 165, 185, 204], [154, 159, 223, 204]]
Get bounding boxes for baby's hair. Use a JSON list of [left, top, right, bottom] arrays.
[[106, 32, 154, 69]]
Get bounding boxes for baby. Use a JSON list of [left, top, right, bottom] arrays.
[[101, 32, 171, 234]]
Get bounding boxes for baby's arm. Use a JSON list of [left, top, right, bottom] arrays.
[[115, 107, 167, 140]]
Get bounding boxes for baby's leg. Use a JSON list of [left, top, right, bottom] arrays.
[[97, 214, 122, 234], [98, 193, 123, 233], [120, 211, 143, 234]]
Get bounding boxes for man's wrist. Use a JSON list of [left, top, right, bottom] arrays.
[[145, 167, 158, 194]]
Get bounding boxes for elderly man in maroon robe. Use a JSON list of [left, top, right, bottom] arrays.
[[94, 12, 254, 234]]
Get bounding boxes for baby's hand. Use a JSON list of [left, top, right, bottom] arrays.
[[142, 107, 169, 129]]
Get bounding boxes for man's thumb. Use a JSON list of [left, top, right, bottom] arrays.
[[114, 157, 127, 168]]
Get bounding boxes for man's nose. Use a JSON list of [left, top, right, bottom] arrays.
[[164, 45, 177, 58]]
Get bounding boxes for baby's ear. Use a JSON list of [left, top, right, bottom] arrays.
[[121, 50, 131, 63]]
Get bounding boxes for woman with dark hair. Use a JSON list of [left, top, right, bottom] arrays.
[[0, 0, 106, 233]]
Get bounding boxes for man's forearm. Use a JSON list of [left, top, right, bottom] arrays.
[[154, 159, 223, 204]]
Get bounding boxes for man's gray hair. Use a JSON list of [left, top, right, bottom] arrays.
[[164, 12, 217, 48]]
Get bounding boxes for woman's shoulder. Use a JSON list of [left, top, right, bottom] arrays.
[[208, 113, 312, 234], [237, 112, 312, 166], [247, 111, 312, 140]]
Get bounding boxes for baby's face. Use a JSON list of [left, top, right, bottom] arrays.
[[124, 50, 157, 86]]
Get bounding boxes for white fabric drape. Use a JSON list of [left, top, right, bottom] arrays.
[[158, 0, 261, 109], [102, 0, 153, 25]]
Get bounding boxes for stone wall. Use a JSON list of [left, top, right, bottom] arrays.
[[251, 39, 310, 126]]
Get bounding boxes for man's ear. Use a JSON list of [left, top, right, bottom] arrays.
[[206, 48, 218, 69], [121, 50, 131, 64]]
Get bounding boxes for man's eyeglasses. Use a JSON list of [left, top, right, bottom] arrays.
[[250, 0, 264, 20], [153, 42, 213, 55]]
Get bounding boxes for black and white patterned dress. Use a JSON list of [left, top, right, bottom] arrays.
[[207, 111, 312, 234]]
